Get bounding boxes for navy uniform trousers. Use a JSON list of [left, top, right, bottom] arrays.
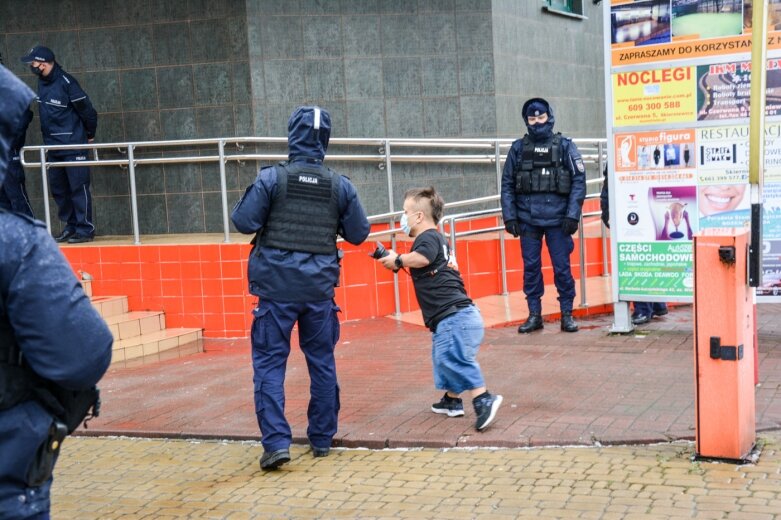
[[251, 298, 340, 452], [0, 158, 34, 217], [48, 155, 94, 237], [520, 223, 576, 314]]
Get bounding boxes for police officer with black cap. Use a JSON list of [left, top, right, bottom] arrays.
[[20, 45, 98, 243], [501, 98, 586, 333], [0, 64, 113, 520], [232, 106, 370, 471]]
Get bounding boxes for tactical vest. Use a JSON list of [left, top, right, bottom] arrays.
[[514, 134, 572, 195], [257, 161, 341, 255]]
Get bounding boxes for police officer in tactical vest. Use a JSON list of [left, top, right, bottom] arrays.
[[231, 106, 370, 471], [0, 52, 34, 217], [0, 65, 113, 520], [501, 98, 586, 334]]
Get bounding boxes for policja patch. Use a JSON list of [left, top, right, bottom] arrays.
[[575, 158, 585, 172]]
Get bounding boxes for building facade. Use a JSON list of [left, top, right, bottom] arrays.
[[0, 0, 605, 235]]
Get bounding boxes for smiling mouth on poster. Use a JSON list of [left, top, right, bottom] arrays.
[[603, 0, 781, 305]]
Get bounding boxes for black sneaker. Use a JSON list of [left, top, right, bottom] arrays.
[[473, 393, 503, 431], [259, 448, 290, 471], [431, 393, 465, 417], [632, 314, 651, 325]]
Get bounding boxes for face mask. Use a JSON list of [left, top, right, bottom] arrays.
[[30, 65, 43, 76], [527, 120, 554, 140], [400, 213, 412, 236]]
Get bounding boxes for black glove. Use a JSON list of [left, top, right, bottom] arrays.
[[561, 218, 579, 235], [504, 219, 521, 237], [601, 211, 610, 228]]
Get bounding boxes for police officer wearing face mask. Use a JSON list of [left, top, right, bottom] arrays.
[[20, 45, 98, 243], [231, 106, 370, 471], [1, 65, 113, 520], [500, 98, 586, 334]]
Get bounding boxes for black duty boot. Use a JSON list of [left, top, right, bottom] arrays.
[[517, 313, 543, 334], [560, 312, 579, 332]]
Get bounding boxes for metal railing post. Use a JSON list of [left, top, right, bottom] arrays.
[[579, 214, 587, 308], [39, 148, 51, 234], [495, 140, 508, 295], [598, 141, 609, 276], [127, 145, 141, 245], [391, 231, 401, 318], [449, 217, 457, 261], [384, 139, 401, 317], [218, 140, 231, 243]]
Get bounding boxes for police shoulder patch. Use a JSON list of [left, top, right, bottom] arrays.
[[575, 158, 585, 172]]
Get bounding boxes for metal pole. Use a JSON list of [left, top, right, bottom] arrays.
[[385, 139, 394, 213], [449, 217, 457, 263], [748, 2, 768, 287], [385, 140, 401, 317], [578, 214, 587, 307], [218, 140, 231, 243], [598, 141, 609, 276], [127, 145, 141, 245], [391, 231, 401, 318], [496, 140, 508, 295], [39, 148, 51, 234]]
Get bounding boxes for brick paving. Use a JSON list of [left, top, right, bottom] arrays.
[[53, 433, 781, 519], [82, 303, 781, 449]]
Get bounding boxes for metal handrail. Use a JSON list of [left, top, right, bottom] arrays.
[[361, 190, 608, 315], [20, 136, 608, 313]]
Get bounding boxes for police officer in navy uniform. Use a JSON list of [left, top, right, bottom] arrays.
[[501, 98, 586, 334], [20, 46, 97, 243], [232, 106, 370, 470], [0, 65, 113, 520]]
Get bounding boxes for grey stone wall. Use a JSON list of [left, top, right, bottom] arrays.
[[492, 0, 605, 139], [1, 0, 606, 234], [0, 0, 254, 235]]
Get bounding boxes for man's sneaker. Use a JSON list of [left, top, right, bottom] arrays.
[[431, 393, 465, 417], [259, 448, 290, 471], [473, 393, 503, 431]]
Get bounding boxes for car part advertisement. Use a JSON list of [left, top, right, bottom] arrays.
[[606, 0, 781, 302]]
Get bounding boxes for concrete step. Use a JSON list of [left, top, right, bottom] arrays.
[[104, 311, 165, 341], [111, 328, 203, 364], [91, 295, 129, 319]]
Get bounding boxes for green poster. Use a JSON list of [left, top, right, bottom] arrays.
[[617, 242, 694, 297]]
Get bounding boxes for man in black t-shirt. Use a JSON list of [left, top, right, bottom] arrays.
[[376, 186, 502, 431]]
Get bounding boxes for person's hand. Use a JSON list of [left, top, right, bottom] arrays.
[[561, 218, 579, 235], [378, 251, 398, 271], [504, 219, 521, 237], [88, 138, 94, 143], [601, 211, 610, 228]]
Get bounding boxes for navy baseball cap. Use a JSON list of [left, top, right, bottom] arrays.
[[20, 45, 55, 64], [525, 100, 548, 118]]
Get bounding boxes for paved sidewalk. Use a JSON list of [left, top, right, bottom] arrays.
[[82, 304, 781, 449], [53, 433, 781, 519]]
